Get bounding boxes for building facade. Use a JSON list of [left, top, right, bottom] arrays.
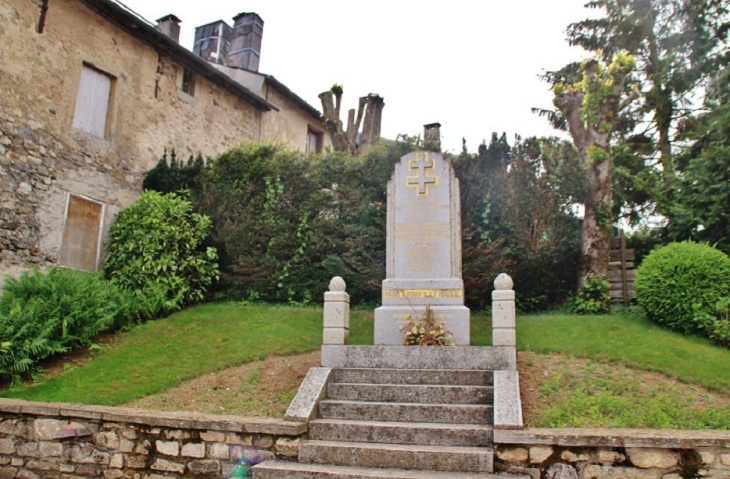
[[0, 0, 330, 281]]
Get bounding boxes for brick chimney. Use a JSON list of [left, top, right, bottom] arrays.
[[156, 14, 181, 43], [193, 20, 232, 65], [424, 122, 441, 151], [227, 12, 264, 71]]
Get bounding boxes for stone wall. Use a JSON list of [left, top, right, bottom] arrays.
[[259, 85, 330, 153], [0, 0, 262, 279], [0, 399, 305, 479], [494, 428, 730, 479]]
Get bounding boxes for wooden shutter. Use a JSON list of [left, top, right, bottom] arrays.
[[72, 65, 112, 138], [59, 194, 104, 271]]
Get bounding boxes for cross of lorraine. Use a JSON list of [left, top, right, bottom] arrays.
[[406, 152, 439, 196]]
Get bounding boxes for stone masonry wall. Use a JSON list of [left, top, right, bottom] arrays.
[[0, 0, 262, 279], [0, 399, 305, 479], [494, 428, 730, 479]]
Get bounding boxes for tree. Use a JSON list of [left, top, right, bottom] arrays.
[[661, 70, 730, 253], [566, 0, 729, 170], [539, 0, 729, 225], [319, 85, 385, 155], [454, 134, 585, 310], [552, 53, 637, 286]]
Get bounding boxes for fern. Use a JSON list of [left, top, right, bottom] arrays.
[[0, 267, 163, 380]]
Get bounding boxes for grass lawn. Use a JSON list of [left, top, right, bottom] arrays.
[[516, 312, 730, 394], [3, 303, 730, 429]]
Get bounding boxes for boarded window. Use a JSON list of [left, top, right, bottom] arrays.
[[59, 194, 105, 271], [307, 128, 323, 153], [72, 64, 112, 138]]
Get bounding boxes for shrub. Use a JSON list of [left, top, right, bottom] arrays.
[[192, 141, 405, 305], [571, 276, 610, 314], [0, 268, 159, 382], [142, 149, 206, 194], [636, 241, 730, 336], [103, 191, 219, 310]]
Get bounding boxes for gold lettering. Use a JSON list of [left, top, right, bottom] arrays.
[[384, 289, 463, 299]]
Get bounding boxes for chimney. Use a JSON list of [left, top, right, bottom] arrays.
[[227, 12, 264, 71], [424, 123, 441, 152], [156, 14, 181, 43], [194, 20, 232, 65]]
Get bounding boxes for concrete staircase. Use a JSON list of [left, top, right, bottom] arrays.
[[254, 346, 523, 478]]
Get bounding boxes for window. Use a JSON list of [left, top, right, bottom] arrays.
[[59, 194, 105, 271], [72, 64, 113, 138], [181, 68, 195, 95], [307, 128, 323, 153]]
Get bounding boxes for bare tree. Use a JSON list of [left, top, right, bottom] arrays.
[[319, 85, 384, 155]]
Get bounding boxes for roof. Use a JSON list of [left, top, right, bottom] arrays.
[[262, 74, 322, 120], [209, 63, 323, 120], [78, 0, 277, 112], [155, 14, 181, 23]]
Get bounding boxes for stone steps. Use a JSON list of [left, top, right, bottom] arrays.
[[327, 383, 493, 404], [253, 460, 519, 478], [319, 399, 493, 424], [299, 440, 493, 473], [334, 368, 492, 385], [253, 357, 509, 479], [309, 418, 492, 447]]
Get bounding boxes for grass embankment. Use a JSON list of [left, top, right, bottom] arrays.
[[3, 303, 368, 405], [3, 304, 730, 429], [517, 313, 730, 394]]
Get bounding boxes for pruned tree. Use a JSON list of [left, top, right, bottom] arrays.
[[319, 85, 384, 155], [553, 53, 637, 286], [566, 0, 730, 171]]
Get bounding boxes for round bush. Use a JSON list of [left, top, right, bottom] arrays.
[[635, 241, 730, 334], [103, 190, 219, 310]]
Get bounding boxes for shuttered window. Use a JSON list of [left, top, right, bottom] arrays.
[[72, 65, 112, 138], [59, 194, 105, 271], [307, 128, 323, 153]]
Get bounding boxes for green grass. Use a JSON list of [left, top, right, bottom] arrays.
[[4, 303, 730, 430], [3, 303, 325, 405], [516, 313, 730, 394], [532, 355, 730, 429]]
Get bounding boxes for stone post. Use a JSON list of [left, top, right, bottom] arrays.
[[492, 273, 516, 348], [323, 276, 350, 345]]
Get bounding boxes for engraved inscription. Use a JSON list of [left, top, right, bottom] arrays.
[[406, 248, 435, 272], [396, 222, 449, 245]]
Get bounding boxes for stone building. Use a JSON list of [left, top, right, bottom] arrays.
[[192, 13, 330, 154], [0, 0, 330, 280]]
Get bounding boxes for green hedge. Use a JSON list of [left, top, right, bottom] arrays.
[[636, 241, 730, 342], [144, 136, 585, 310]]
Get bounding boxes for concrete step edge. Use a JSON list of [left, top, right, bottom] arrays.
[[300, 439, 492, 454], [320, 399, 493, 408], [310, 418, 493, 430], [252, 460, 519, 479]]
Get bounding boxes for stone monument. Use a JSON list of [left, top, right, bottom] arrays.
[[374, 151, 470, 345]]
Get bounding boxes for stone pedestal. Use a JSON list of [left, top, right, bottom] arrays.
[[323, 276, 349, 345], [374, 151, 470, 345], [374, 305, 470, 345]]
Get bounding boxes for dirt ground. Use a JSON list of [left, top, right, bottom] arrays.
[[125, 351, 321, 417], [19, 348, 730, 422]]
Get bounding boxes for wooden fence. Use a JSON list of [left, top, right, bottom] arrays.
[[609, 231, 636, 303]]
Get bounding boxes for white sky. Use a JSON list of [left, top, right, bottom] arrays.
[[117, 0, 595, 153]]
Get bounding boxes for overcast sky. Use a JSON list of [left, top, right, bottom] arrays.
[[117, 0, 595, 153]]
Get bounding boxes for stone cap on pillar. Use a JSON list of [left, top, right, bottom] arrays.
[[493, 273, 515, 301], [325, 276, 349, 303]]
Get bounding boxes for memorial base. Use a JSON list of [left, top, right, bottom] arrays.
[[374, 305, 470, 345]]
